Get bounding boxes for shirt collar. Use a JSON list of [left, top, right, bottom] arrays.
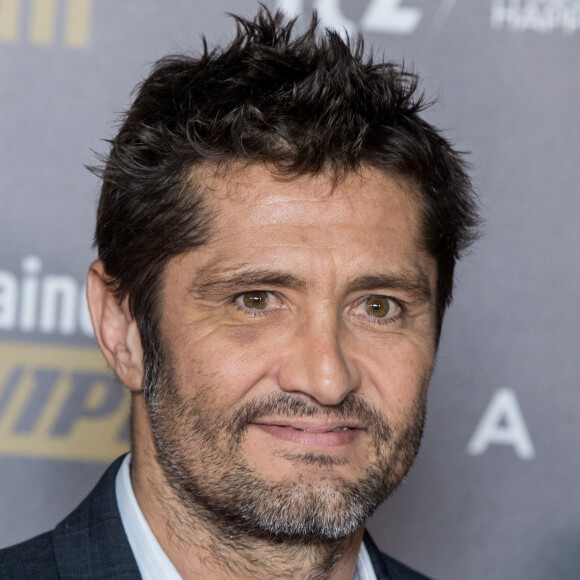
[[115, 453, 181, 580]]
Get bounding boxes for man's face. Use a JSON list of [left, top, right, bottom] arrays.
[[147, 164, 438, 542]]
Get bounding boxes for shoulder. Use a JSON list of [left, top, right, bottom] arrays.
[[0, 455, 134, 580], [0, 532, 60, 579], [364, 530, 433, 580]]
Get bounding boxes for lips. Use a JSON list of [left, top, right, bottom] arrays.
[[251, 419, 364, 447], [278, 425, 352, 433], [254, 418, 364, 433]]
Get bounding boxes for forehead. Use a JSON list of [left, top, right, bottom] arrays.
[[176, 164, 434, 291], [195, 163, 424, 245]]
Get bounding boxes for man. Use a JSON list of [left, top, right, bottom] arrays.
[[0, 7, 478, 579]]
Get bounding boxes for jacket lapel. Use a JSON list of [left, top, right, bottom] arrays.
[[364, 529, 392, 580], [51, 454, 142, 579]]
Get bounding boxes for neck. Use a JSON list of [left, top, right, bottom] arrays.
[[130, 396, 365, 580]]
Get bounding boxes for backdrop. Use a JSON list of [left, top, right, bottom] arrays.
[[1, 1, 579, 578]]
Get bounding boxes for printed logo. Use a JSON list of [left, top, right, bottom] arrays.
[[467, 388, 535, 460], [277, 0, 458, 36], [491, 0, 580, 34], [0, 256, 129, 462], [0, 341, 130, 461], [0, 0, 93, 47], [0, 256, 93, 339]]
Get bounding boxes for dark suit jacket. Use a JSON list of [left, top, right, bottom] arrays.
[[0, 455, 431, 579]]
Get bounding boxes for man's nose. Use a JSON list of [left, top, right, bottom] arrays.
[[277, 317, 360, 406]]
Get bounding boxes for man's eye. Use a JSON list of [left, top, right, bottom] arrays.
[[353, 295, 401, 323], [242, 291, 269, 309], [365, 296, 392, 317], [234, 291, 273, 313]]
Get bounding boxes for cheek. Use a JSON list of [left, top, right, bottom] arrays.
[[228, 325, 263, 345], [358, 339, 434, 420], [173, 324, 286, 401]]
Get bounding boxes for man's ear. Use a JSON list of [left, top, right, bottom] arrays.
[[87, 260, 144, 392]]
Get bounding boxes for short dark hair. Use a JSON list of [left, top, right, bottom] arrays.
[[93, 6, 479, 381]]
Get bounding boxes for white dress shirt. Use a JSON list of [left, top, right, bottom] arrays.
[[116, 454, 377, 580]]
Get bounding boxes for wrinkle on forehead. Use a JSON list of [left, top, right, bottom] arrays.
[[219, 171, 418, 234]]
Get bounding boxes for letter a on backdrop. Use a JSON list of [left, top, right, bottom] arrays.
[[467, 388, 535, 460]]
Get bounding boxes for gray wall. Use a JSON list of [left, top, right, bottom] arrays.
[[1, 1, 579, 578]]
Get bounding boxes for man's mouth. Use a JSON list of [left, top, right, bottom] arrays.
[[250, 420, 364, 447], [256, 418, 364, 431]]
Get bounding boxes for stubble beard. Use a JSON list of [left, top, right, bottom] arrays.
[[146, 350, 427, 545]]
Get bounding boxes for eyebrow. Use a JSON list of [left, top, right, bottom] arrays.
[[189, 267, 431, 301], [346, 273, 432, 302], [189, 268, 307, 296]]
